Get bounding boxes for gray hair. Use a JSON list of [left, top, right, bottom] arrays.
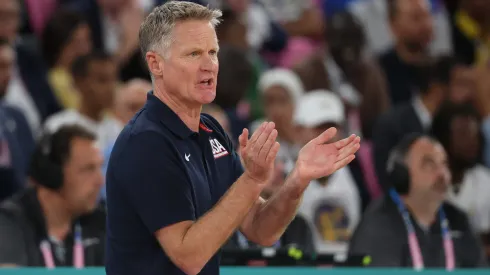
[[139, 1, 222, 58]]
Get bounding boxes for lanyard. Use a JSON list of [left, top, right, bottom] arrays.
[[389, 189, 455, 270], [39, 223, 85, 269]]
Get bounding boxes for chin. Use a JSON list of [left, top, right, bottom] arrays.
[[198, 91, 216, 104]]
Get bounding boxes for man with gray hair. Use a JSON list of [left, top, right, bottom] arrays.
[[104, 2, 360, 275]]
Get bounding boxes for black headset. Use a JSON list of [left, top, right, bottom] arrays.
[[386, 132, 427, 195], [29, 131, 64, 190]]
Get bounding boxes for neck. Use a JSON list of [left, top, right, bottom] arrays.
[[154, 85, 201, 132], [37, 188, 73, 241], [402, 195, 441, 227], [78, 100, 103, 122], [395, 43, 428, 65]]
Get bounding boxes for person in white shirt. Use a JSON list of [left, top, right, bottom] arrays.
[[431, 101, 490, 254], [293, 90, 361, 255], [44, 51, 117, 150]]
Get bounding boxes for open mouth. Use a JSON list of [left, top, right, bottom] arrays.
[[199, 78, 213, 86]]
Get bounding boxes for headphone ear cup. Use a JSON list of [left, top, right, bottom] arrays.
[[29, 149, 64, 190], [388, 162, 410, 195]]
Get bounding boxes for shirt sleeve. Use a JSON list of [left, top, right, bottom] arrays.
[[116, 132, 195, 233], [0, 213, 27, 266]]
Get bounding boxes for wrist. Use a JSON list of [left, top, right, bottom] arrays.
[[285, 168, 309, 200]]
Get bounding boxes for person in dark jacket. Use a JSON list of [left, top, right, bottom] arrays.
[[0, 125, 106, 267]]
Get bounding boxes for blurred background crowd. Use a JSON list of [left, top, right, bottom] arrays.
[[1, 0, 490, 269]]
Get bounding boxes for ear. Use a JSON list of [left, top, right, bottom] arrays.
[[145, 51, 163, 77]]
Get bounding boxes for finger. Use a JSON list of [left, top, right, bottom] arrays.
[[250, 122, 275, 156], [265, 142, 281, 164], [238, 128, 249, 149], [248, 122, 268, 147], [313, 127, 337, 145], [337, 137, 361, 160], [333, 155, 356, 171], [258, 129, 278, 161], [334, 134, 357, 150]]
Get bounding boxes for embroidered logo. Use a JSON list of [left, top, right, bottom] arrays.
[[209, 138, 228, 159], [185, 153, 191, 162]]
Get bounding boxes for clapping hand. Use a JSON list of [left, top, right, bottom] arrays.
[[238, 122, 280, 184], [294, 128, 360, 184]]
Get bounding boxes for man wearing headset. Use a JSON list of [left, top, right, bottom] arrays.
[[348, 133, 487, 268], [0, 125, 106, 267]]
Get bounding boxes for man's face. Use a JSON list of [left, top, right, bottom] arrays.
[[450, 116, 480, 169], [80, 59, 117, 111], [263, 85, 294, 132], [407, 138, 451, 201], [0, 44, 14, 98], [328, 16, 364, 71], [390, 0, 433, 53], [61, 138, 104, 215], [114, 81, 151, 124], [0, 0, 20, 43], [155, 20, 219, 108]]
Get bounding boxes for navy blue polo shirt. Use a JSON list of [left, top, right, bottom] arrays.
[[105, 92, 244, 275]]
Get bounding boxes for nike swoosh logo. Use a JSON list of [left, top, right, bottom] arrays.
[[185, 154, 191, 161]]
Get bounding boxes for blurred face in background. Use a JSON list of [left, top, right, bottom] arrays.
[[449, 115, 480, 169], [407, 138, 451, 202], [0, 0, 20, 43], [0, 44, 14, 98], [113, 79, 151, 124], [390, 0, 433, 53], [79, 58, 117, 112], [262, 85, 294, 136], [327, 12, 365, 73], [59, 23, 93, 68], [61, 138, 104, 216], [448, 65, 475, 103]]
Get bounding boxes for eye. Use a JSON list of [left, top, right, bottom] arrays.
[[209, 49, 217, 56], [190, 51, 200, 57]]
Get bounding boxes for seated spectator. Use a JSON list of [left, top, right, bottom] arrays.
[[431, 102, 490, 255], [1, 0, 61, 135], [349, 133, 487, 268], [99, 78, 151, 201], [106, 78, 151, 143], [41, 9, 93, 109], [43, 51, 117, 150], [65, 0, 148, 81], [372, 56, 470, 191], [0, 125, 106, 267], [378, 0, 434, 105], [294, 11, 388, 139], [294, 90, 362, 254], [254, 68, 304, 173], [0, 39, 34, 202], [349, 0, 452, 56]]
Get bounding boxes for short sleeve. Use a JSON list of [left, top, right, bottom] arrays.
[[0, 213, 27, 265], [115, 132, 195, 233]]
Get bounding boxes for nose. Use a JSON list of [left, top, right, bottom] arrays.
[[200, 53, 218, 73]]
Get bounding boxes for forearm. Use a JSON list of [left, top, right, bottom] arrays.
[[245, 169, 308, 245], [181, 174, 262, 266]]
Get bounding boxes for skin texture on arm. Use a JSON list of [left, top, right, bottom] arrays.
[[155, 122, 280, 275]]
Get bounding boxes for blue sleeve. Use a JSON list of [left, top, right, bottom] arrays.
[[116, 132, 195, 233], [481, 117, 490, 168]]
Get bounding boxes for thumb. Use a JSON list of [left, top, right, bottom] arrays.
[[313, 127, 337, 145], [238, 128, 249, 150]]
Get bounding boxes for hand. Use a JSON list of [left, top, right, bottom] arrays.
[[238, 122, 280, 184], [295, 128, 360, 183]]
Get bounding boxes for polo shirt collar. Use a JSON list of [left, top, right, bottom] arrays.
[[145, 92, 212, 139]]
